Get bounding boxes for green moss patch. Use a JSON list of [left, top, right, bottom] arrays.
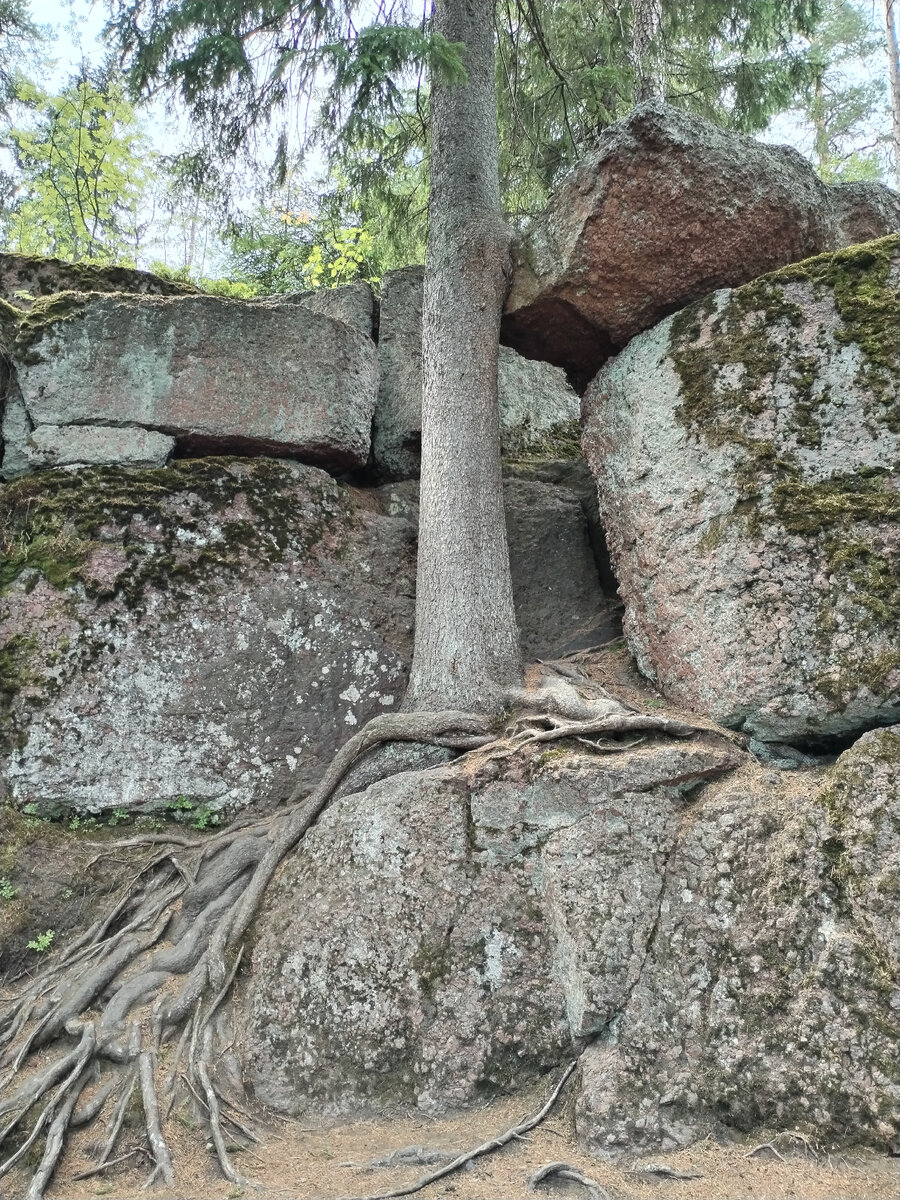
[[1, 457, 351, 607], [13, 291, 90, 362], [668, 243, 900, 716], [670, 236, 900, 473], [772, 235, 900, 429], [772, 469, 900, 535], [503, 418, 582, 463]]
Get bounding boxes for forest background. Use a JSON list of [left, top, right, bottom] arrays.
[[0, 0, 898, 298]]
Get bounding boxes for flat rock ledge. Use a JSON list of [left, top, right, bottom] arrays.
[[3, 291, 379, 475]]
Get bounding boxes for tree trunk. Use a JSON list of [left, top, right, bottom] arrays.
[[405, 0, 522, 713], [886, 0, 900, 186], [632, 0, 664, 103], [813, 76, 829, 171]]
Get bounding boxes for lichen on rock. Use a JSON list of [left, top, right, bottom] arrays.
[[584, 237, 900, 741]]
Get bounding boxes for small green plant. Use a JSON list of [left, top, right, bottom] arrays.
[[646, 699, 665, 709], [134, 815, 164, 831], [21, 802, 49, 828], [68, 813, 99, 832], [0, 877, 17, 901], [165, 797, 220, 830], [27, 929, 54, 953], [189, 804, 220, 831], [107, 807, 130, 826]]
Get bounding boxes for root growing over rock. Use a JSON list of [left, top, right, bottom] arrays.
[[0, 683, 700, 1196]]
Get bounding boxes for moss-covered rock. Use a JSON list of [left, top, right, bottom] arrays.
[[0, 252, 197, 310], [583, 237, 900, 741], [0, 457, 413, 811]]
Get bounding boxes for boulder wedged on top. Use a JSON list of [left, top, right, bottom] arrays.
[[583, 236, 900, 742], [504, 102, 900, 386], [9, 291, 379, 470]]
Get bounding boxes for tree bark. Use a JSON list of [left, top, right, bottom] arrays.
[[405, 0, 522, 713], [886, 0, 900, 186], [632, 0, 664, 103]]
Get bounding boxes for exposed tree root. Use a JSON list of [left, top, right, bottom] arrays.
[[528, 1160, 612, 1200], [0, 687, 699, 1196], [342, 1060, 579, 1200]]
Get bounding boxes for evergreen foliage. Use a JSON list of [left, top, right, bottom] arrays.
[[105, 1, 825, 235], [800, 0, 889, 180]]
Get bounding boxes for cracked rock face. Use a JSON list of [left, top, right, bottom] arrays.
[[244, 739, 742, 1114], [1, 460, 608, 814], [578, 726, 900, 1157], [503, 102, 900, 385], [583, 237, 900, 742], [245, 729, 900, 1156]]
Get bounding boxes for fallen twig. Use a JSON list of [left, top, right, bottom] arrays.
[[72, 1146, 149, 1181], [339, 1059, 578, 1200], [627, 1161, 703, 1180]]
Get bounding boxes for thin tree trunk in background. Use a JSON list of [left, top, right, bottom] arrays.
[[405, 0, 522, 713], [813, 76, 829, 170], [632, 0, 664, 103], [887, 0, 900, 185]]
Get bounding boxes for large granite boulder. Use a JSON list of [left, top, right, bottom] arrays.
[[6, 292, 378, 471], [504, 103, 900, 386], [583, 236, 900, 743], [578, 726, 900, 1157], [374, 265, 580, 479], [0, 459, 609, 814], [245, 737, 743, 1114], [244, 726, 900, 1154]]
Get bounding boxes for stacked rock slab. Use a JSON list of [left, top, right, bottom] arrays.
[[504, 102, 900, 385], [3, 293, 378, 476], [373, 265, 580, 479], [0, 252, 197, 308], [583, 236, 900, 742], [245, 727, 900, 1153], [1, 461, 606, 813]]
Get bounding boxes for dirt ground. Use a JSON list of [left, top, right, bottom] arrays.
[[5, 1086, 898, 1200]]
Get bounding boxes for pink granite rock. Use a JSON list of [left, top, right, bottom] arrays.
[[504, 103, 900, 385], [582, 238, 900, 742]]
